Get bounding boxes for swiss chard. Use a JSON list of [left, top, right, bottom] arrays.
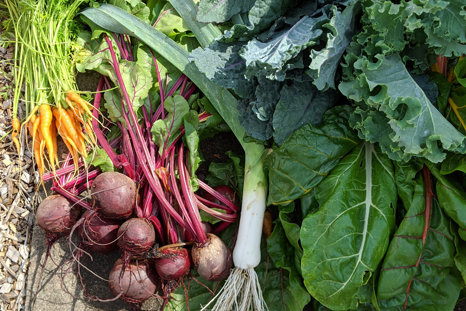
[[300, 143, 397, 310], [377, 168, 462, 310]]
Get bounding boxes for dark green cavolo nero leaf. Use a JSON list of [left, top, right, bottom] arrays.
[[240, 15, 324, 81], [196, 0, 255, 23], [377, 175, 462, 310], [301, 143, 397, 310], [189, 41, 253, 98], [266, 106, 358, 205], [272, 82, 335, 145], [223, 0, 299, 40]]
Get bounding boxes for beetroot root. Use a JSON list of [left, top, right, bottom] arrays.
[[117, 218, 155, 256], [36, 194, 81, 238], [109, 259, 158, 303], [191, 233, 232, 282], [155, 247, 191, 281], [91, 172, 136, 219], [79, 210, 121, 253]]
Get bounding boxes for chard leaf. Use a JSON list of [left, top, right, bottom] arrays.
[[377, 176, 462, 310], [308, 3, 358, 91], [448, 88, 466, 135], [455, 58, 466, 88], [272, 82, 335, 145], [340, 54, 466, 163], [266, 106, 359, 205], [240, 15, 324, 81], [440, 154, 466, 175], [301, 143, 397, 310], [394, 160, 422, 211], [429, 165, 466, 241], [267, 220, 311, 311], [196, 0, 254, 23], [277, 203, 304, 274], [455, 239, 466, 284]]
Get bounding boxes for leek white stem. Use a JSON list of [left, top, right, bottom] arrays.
[[202, 145, 268, 311]]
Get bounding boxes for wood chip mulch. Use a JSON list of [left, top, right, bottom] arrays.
[[0, 28, 39, 311]]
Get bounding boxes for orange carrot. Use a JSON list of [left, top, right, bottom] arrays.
[[11, 117, 20, 154], [51, 118, 59, 167], [53, 107, 80, 168], [34, 131, 45, 178], [53, 106, 80, 149], [39, 104, 55, 169], [66, 91, 93, 116], [65, 108, 87, 156]]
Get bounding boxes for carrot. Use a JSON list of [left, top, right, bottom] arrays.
[[65, 97, 85, 124], [53, 107, 80, 168], [84, 120, 97, 145], [64, 108, 87, 156], [51, 118, 59, 167], [34, 131, 45, 178], [66, 91, 93, 116], [53, 106, 80, 150], [11, 117, 20, 154], [39, 104, 55, 169], [31, 114, 41, 148]]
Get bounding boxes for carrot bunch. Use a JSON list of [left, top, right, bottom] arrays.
[[5, 0, 94, 178], [24, 92, 96, 178]]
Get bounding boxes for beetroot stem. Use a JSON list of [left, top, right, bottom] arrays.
[[104, 35, 190, 231], [178, 144, 207, 243], [50, 186, 91, 210]]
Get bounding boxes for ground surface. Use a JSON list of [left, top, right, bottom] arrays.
[[0, 27, 38, 311]]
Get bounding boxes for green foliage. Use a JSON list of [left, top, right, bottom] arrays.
[[340, 54, 466, 163], [377, 177, 462, 310], [301, 143, 397, 310], [266, 106, 358, 205]]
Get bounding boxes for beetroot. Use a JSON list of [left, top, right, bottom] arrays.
[[36, 194, 81, 239], [191, 233, 232, 281], [117, 218, 155, 256], [79, 210, 121, 253], [155, 247, 191, 280], [109, 259, 157, 303], [205, 185, 237, 206], [91, 172, 136, 219]]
